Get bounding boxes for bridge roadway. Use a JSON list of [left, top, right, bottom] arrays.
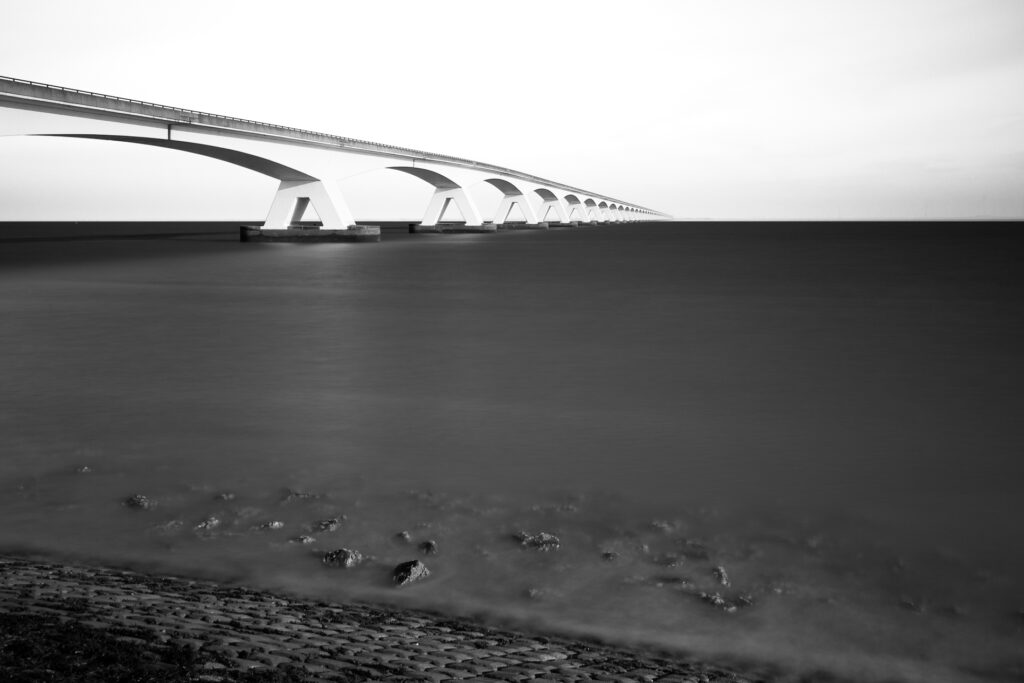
[[0, 76, 668, 233]]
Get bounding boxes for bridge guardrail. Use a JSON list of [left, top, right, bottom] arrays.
[[0, 75, 664, 215]]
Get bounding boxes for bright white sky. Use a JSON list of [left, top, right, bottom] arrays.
[[2, 0, 1024, 220]]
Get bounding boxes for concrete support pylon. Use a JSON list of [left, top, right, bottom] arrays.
[[534, 190, 569, 223], [264, 179, 355, 229], [493, 191, 540, 225], [420, 186, 483, 227]]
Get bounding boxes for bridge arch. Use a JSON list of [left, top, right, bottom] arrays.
[[34, 134, 354, 228], [389, 166, 482, 226], [482, 178, 539, 224]]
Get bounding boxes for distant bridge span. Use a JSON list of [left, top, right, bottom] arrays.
[[0, 76, 669, 229]]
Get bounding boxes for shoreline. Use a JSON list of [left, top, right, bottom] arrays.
[[0, 553, 782, 682]]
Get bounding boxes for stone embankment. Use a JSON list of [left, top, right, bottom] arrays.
[[0, 555, 758, 682]]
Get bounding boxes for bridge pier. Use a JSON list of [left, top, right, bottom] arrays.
[[420, 187, 484, 228], [264, 179, 356, 230]]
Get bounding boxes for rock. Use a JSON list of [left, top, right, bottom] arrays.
[[75, 465, 92, 474], [650, 553, 685, 567], [214, 492, 236, 502], [418, 540, 438, 555], [259, 521, 285, 531], [280, 489, 321, 504], [713, 565, 730, 587], [312, 517, 344, 532], [122, 494, 156, 511], [392, 560, 430, 586], [650, 520, 677, 534], [514, 531, 561, 551], [601, 551, 619, 562], [899, 596, 925, 613], [701, 592, 736, 612], [289, 535, 316, 545], [150, 520, 183, 535], [394, 531, 412, 543], [678, 540, 711, 560], [323, 548, 363, 569], [194, 516, 221, 531]]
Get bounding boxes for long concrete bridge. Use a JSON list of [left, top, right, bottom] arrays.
[[0, 76, 669, 232]]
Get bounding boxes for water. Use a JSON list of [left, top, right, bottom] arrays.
[[2, 222, 1023, 681]]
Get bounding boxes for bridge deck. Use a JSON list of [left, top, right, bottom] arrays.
[[0, 75, 658, 214]]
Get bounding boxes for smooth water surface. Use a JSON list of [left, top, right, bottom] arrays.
[[2, 222, 1023, 681]]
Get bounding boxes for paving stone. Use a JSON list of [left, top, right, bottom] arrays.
[[0, 556, 761, 683]]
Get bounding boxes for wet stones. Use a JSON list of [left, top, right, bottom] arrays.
[[514, 531, 561, 552], [312, 517, 344, 533], [194, 516, 221, 532], [678, 540, 711, 561], [280, 489, 322, 504], [323, 548, 363, 569], [392, 560, 430, 586], [699, 591, 754, 613], [122, 494, 156, 511], [712, 565, 730, 587]]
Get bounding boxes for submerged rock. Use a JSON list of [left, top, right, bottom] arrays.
[[713, 565, 730, 587], [122, 494, 156, 511], [418, 540, 438, 556], [280, 489, 322, 504], [678, 539, 711, 560], [312, 517, 345, 532], [75, 465, 92, 474], [601, 551, 619, 562], [394, 531, 412, 544], [323, 548, 363, 569], [259, 520, 285, 531], [514, 531, 561, 552], [699, 591, 754, 613], [194, 516, 221, 531], [289, 535, 316, 545], [392, 560, 430, 586], [214, 492, 236, 502]]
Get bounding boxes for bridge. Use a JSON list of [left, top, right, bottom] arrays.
[[0, 76, 669, 233]]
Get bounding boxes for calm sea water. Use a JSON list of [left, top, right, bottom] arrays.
[[2, 222, 1023, 681]]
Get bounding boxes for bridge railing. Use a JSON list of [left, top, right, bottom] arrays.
[[0, 75, 665, 215]]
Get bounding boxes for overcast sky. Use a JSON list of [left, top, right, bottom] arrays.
[[2, 0, 1023, 220]]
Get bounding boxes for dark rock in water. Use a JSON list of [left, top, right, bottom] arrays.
[[713, 565, 730, 587], [392, 560, 430, 586], [312, 517, 345, 532], [394, 531, 412, 544], [280, 489, 322, 504], [697, 590, 754, 613], [323, 548, 363, 569], [514, 531, 561, 551], [419, 540, 438, 556], [650, 520, 678, 534], [122, 494, 156, 511], [259, 520, 284, 531], [194, 516, 221, 531], [899, 596, 925, 613], [289, 535, 316, 545], [678, 539, 711, 560], [650, 553, 685, 567], [214, 492, 236, 502], [601, 551, 619, 562]]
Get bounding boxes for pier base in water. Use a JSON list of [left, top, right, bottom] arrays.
[[409, 223, 498, 234], [240, 225, 381, 242]]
